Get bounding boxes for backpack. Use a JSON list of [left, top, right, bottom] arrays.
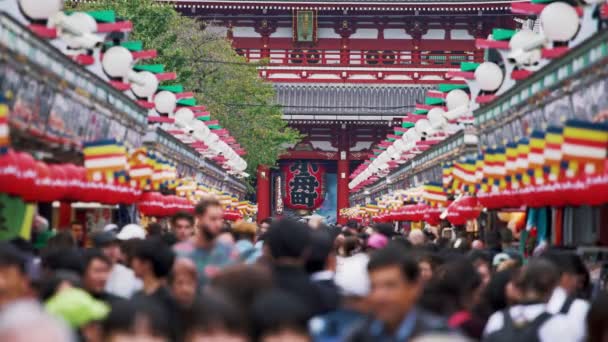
[[559, 296, 575, 314], [483, 309, 553, 342]]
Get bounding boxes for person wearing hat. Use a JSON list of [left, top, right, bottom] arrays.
[[116, 224, 147, 241], [45, 287, 109, 342], [310, 252, 371, 342], [91, 231, 141, 299]]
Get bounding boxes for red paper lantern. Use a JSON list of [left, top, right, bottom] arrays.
[[586, 173, 608, 206], [0, 150, 20, 196], [49, 164, 69, 200], [457, 196, 482, 220], [423, 206, 442, 226], [14, 152, 38, 201], [29, 161, 55, 203]]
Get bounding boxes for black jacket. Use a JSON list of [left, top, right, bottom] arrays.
[[272, 264, 335, 318]]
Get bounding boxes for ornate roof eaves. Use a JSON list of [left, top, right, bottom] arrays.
[[165, 0, 521, 11]]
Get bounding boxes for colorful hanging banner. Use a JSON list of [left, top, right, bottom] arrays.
[[83, 139, 127, 183]]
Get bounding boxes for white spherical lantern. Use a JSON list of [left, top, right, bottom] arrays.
[[474, 62, 503, 92], [205, 133, 220, 146], [192, 121, 211, 141], [509, 30, 543, 68], [386, 146, 396, 157], [154, 91, 177, 114], [428, 108, 447, 130], [19, 0, 62, 20], [415, 119, 433, 135], [394, 139, 407, 152], [131, 71, 159, 98], [404, 128, 420, 142], [446, 89, 469, 111], [174, 107, 194, 125], [60, 12, 98, 49], [102, 46, 133, 78], [540, 2, 579, 42], [378, 153, 390, 163]]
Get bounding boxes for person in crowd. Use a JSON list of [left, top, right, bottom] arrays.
[[311, 251, 370, 341], [45, 286, 109, 342], [210, 264, 274, 314], [338, 236, 362, 258], [169, 258, 199, 310], [307, 214, 325, 230], [477, 268, 519, 321], [147, 223, 164, 237], [586, 291, 608, 342], [70, 221, 86, 248], [81, 249, 120, 303], [91, 230, 141, 299], [217, 224, 237, 246], [483, 259, 580, 342], [0, 301, 75, 342], [469, 250, 493, 288], [366, 232, 389, 251], [185, 288, 249, 342], [0, 242, 32, 309], [347, 243, 452, 340], [264, 218, 329, 317], [417, 253, 440, 285], [344, 220, 360, 236], [409, 229, 426, 246], [232, 221, 260, 263], [38, 248, 85, 301], [543, 250, 590, 341], [258, 217, 272, 236], [252, 289, 312, 342], [374, 223, 397, 239], [46, 231, 76, 251], [174, 198, 239, 286], [130, 238, 178, 340], [419, 259, 485, 339], [102, 298, 171, 342], [472, 240, 485, 250], [306, 229, 340, 312], [171, 212, 195, 243]]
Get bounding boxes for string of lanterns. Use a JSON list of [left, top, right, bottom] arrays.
[[349, 0, 603, 192], [15, 0, 249, 178]]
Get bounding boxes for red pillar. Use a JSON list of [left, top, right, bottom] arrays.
[[256, 165, 271, 223], [337, 155, 350, 225], [58, 202, 72, 229]]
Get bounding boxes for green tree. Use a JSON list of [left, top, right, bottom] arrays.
[[68, 0, 300, 185]]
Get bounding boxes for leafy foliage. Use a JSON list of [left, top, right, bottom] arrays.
[[67, 0, 300, 185]]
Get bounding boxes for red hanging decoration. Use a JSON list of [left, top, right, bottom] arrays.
[[282, 161, 325, 210]]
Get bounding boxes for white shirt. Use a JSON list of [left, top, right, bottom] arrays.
[[484, 304, 580, 342], [546, 287, 589, 342], [105, 263, 142, 299]]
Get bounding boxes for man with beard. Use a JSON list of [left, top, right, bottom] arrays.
[[173, 197, 239, 286]]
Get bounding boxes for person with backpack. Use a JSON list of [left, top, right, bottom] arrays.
[[543, 250, 590, 342], [483, 259, 580, 342]]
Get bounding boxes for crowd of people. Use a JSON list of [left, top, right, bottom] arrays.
[[0, 197, 607, 341]]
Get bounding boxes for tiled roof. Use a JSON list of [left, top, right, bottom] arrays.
[[274, 83, 431, 117]]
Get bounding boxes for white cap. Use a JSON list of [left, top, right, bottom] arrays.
[[103, 224, 118, 233], [116, 224, 146, 240], [335, 253, 370, 297]]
